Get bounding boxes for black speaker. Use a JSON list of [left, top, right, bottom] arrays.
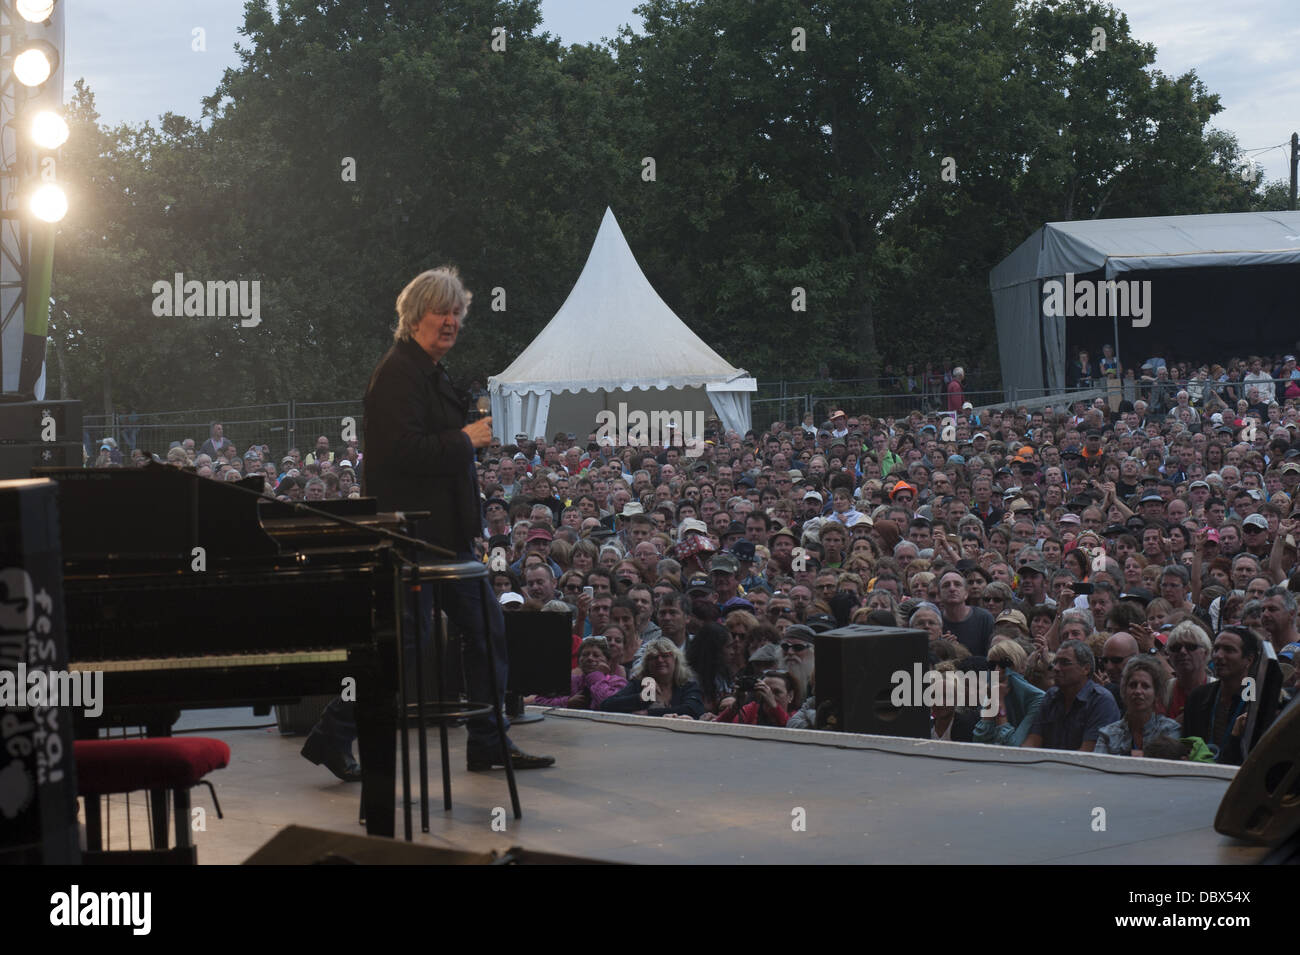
[[243, 824, 617, 864], [1215, 697, 1300, 844], [0, 442, 84, 479], [813, 624, 931, 737], [0, 399, 81, 444]]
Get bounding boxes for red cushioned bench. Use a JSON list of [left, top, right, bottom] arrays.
[[76, 737, 229, 865]]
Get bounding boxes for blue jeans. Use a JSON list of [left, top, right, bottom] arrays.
[[314, 552, 510, 755]]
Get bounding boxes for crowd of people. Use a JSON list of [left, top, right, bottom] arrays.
[[91, 350, 1300, 762]]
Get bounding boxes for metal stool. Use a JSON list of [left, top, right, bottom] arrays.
[[395, 558, 520, 838]]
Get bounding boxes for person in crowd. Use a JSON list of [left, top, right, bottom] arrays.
[[1182, 626, 1263, 764], [712, 670, 796, 727], [1165, 620, 1213, 722], [1022, 639, 1121, 751], [1095, 656, 1183, 755], [524, 636, 627, 710], [599, 637, 706, 719], [973, 639, 1045, 746]]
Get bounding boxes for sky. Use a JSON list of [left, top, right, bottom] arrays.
[[65, 0, 1299, 183]]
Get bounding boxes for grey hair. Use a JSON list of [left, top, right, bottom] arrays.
[[1060, 607, 1095, 635], [908, 602, 942, 626], [1265, 585, 1297, 614], [394, 267, 472, 343], [1057, 638, 1096, 678], [1167, 619, 1212, 654]]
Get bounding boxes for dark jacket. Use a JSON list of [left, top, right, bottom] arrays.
[[1183, 680, 1248, 765], [599, 679, 706, 719], [362, 338, 480, 553]]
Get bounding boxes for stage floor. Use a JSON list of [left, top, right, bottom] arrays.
[[88, 706, 1268, 865]]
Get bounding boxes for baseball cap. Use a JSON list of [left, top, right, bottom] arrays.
[[1018, 561, 1047, 576], [686, 573, 714, 595], [499, 592, 525, 607], [525, 527, 553, 543], [1281, 462, 1300, 475], [1139, 492, 1164, 504], [995, 609, 1029, 634], [1188, 480, 1209, 490], [620, 501, 644, 516], [804, 490, 824, 503], [1058, 513, 1081, 526], [709, 553, 740, 575], [1243, 514, 1269, 530]]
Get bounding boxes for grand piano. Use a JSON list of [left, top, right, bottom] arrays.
[[41, 463, 406, 839]]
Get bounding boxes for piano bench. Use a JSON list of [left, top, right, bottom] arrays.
[[75, 737, 230, 865]]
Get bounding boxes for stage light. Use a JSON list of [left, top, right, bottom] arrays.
[[30, 183, 67, 222], [17, 0, 56, 23], [14, 43, 58, 87], [31, 110, 68, 149]]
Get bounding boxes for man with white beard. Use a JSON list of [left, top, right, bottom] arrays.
[[778, 624, 818, 728]]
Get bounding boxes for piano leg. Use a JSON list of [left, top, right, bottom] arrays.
[[354, 645, 397, 838]]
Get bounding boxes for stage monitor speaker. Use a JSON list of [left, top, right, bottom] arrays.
[[814, 624, 930, 738], [244, 824, 618, 864], [1215, 697, 1300, 845]]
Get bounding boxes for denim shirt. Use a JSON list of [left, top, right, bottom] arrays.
[[1030, 681, 1121, 750], [973, 671, 1045, 747], [1095, 713, 1183, 755]]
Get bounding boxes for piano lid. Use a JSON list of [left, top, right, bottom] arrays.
[[35, 463, 281, 563]]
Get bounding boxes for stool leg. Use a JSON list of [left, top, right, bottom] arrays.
[[84, 796, 103, 851], [393, 563, 413, 841], [150, 787, 168, 850], [433, 597, 451, 813], [416, 579, 431, 833], [481, 579, 521, 819], [174, 788, 192, 850]]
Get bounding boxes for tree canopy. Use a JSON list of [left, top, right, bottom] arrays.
[[47, 0, 1281, 413]]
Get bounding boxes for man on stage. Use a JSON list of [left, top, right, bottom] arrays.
[[301, 266, 554, 779]]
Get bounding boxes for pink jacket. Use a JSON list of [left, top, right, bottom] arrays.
[[533, 670, 628, 710]]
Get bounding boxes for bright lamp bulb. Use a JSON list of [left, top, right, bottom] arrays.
[[30, 183, 67, 223], [14, 48, 54, 87], [31, 111, 68, 149], [17, 0, 56, 23]]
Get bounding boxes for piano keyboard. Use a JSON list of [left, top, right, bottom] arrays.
[[69, 650, 349, 672]]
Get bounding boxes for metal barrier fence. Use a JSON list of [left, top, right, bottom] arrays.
[[83, 400, 366, 457], [82, 376, 1121, 457]]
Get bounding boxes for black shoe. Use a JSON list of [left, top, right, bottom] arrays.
[[301, 731, 363, 782], [466, 746, 556, 771]]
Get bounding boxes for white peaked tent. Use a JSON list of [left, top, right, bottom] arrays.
[[488, 208, 756, 443]]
